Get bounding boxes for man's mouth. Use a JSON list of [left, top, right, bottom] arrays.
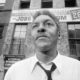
[[36, 35, 49, 40]]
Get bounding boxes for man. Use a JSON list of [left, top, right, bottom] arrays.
[[4, 10, 80, 80]]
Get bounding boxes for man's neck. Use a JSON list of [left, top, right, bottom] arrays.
[[36, 48, 58, 64]]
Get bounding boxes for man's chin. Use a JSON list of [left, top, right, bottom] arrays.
[[35, 43, 50, 51]]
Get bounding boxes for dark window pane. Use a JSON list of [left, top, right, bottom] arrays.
[[41, 1, 53, 8], [76, 44, 80, 56], [20, 1, 30, 9], [65, 0, 76, 7], [9, 39, 20, 55], [76, 39, 80, 44], [69, 39, 76, 45], [0, 25, 4, 39], [75, 29, 80, 39], [0, 28, 3, 33], [68, 24, 75, 39], [69, 44, 77, 55], [68, 30, 75, 39]]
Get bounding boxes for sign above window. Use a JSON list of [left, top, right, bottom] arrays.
[[0, 0, 6, 3], [10, 8, 80, 23], [10, 10, 33, 23], [0, 0, 6, 6]]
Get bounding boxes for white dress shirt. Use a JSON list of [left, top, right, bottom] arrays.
[[4, 53, 80, 80]]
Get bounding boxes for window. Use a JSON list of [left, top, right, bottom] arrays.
[[20, 0, 30, 9], [10, 24, 27, 55], [0, 25, 4, 39], [14, 25, 26, 39], [41, 0, 53, 8], [68, 24, 75, 39], [65, 0, 77, 7], [68, 23, 80, 58]]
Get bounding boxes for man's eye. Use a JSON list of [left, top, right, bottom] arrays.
[[32, 24, 38, 28], [45, 22, 53, 26]]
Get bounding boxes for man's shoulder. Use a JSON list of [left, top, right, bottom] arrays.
[[60, 54, 80, 65], [4, 56, 36, 80], [9, 56, 36, 70]]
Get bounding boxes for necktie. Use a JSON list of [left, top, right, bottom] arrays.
[[37, 62, 56, 80]]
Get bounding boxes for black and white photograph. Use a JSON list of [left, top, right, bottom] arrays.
[[0, 0, 80, 80]]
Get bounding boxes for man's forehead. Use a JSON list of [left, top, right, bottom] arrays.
[[33, 15, 54, 23]]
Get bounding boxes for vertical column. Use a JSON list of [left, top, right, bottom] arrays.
[[53, 0, 65, 8], [57, 23, 70, 56], [2, 24, 15, 80], [12, 0, 21, 10], [2, 0, 21, 55], [76, 0, 80, 7], [52, 0, 70, 56], [30, 0, 41, 9], [2, 24, 15, 55]]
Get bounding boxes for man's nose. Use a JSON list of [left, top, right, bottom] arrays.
[[37, 24, 46, 33], [38, 28, 46, 33]]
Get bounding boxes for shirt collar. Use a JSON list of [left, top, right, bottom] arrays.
[[52, 53, 62, 72], [31, 53, 62, 73]]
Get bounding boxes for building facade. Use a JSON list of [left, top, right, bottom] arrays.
[[0, 0, 14, 80], [0, 0, 80, 80]]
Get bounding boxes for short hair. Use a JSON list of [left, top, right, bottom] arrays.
[[33, 10, 60, 31]]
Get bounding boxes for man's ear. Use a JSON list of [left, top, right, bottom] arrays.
[[58, 31, 60, 39]]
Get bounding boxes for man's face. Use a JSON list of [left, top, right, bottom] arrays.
[[31, 15, 59, 51]]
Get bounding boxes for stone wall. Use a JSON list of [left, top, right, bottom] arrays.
[[57, 23, 70, 56]]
